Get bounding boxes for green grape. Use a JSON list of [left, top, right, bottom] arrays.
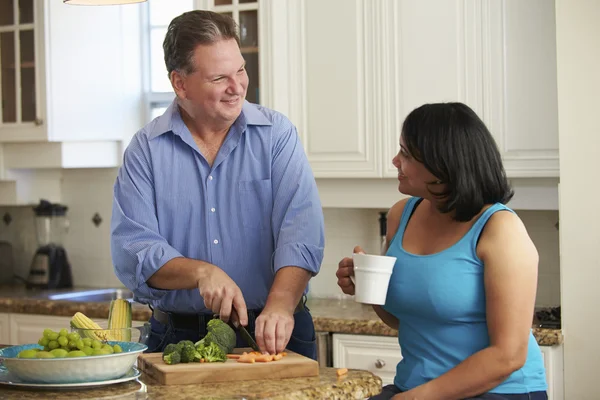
[[60, 345, 70, 351], [91, 340, 102, 350], [59, 328, 69, 337], [66, 350, 87, 358], [35, 351, 55, 358], [48, 340, 59, 350], [38, 337, 49, 347], [101, 344, 114, 354], [81, 346, 94, 356], [47, 332, 59, 341], [17, 349, 38, 358], [82, 338, 92, 347], [43, 330, 55, 340], [67, 332, 80, 342], [57, 336, 68, 347], [68, 340, 78, 349], [76, 339, 85, 350], [92, 348, 111, 356], [50, 348, 69, 358], [113, 344, 123, 353]]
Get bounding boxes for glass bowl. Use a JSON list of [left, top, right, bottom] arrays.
[[71, 321, 151, 345]]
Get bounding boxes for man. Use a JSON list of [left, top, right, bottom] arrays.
[[110, 10, 324, 359]]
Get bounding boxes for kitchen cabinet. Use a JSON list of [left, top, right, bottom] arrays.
[[0, 0, 142, 169], [0, 313, 10, 345], [540, 345, 564, 400], [9, 313, 72, 345], [332, 333, 401, 386], [267, 0, 558, 179]]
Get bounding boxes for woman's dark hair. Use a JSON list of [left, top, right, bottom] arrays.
[[163, 10, 240, 76], [402, 102, 513, 222]]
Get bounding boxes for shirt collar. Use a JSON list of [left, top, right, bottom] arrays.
[[148, 99, 272, 140]]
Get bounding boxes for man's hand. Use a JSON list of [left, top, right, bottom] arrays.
[[254, 303, 295, 355], [197, 264, 248, 326]]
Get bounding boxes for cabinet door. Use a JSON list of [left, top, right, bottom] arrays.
[[295, 0, 381, 178], [9, 314, 84, 345], [540, 345, 564, 400], [0, 0, 46, 141], [0, 313, 10, 345], [484, 0, 559, 177], [333, 333, 401, 386]]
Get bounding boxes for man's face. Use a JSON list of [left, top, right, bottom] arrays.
[[173, 38, 249, 126]]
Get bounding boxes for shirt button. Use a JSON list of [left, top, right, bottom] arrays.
[[213, 239, 219, 244], [208, 175, 213, 181], [211, 208, 216, 212]]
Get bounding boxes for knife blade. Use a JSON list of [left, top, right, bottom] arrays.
[[217, 310, 261, 352]]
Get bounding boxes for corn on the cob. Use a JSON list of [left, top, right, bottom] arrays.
[[108, 299, 132, 341], [70, 312, 115, 341]]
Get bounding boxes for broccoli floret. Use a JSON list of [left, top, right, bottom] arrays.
[[180, 343, 200, 363], [200, 341, 226, 362], [163, 350, 181, 365], [163, 343, 178, 356], [205, 319, 237, 354]]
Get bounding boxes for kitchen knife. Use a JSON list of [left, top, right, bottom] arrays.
[[217, 310, 261, 352]]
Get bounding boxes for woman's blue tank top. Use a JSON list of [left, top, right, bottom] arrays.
[[383, 197, 547, 394]]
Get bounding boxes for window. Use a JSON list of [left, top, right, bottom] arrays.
[[143, 0, 260, 124]]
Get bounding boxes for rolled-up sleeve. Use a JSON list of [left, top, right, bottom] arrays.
[[110, 133, 182, 303], [270, 124, 325, 275]]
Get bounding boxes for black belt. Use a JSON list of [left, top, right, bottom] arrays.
[[152, 295, 307, 331]]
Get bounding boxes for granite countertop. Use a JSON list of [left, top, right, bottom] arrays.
[[0, 366, 382, 400], [0, 286, 563, 346]]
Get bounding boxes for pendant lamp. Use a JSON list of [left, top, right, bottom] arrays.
[[63, 0, 147, 5]]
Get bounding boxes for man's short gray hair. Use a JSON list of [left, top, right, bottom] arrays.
[[163, 10, 240, 76]]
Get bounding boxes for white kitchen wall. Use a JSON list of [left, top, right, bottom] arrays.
[[0, 169, 559, 306]]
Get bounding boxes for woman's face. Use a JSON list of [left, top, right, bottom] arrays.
[[392, 136, 441, 197]]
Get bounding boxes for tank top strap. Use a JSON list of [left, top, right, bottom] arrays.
[[389, 197, 422, 246], [467, 202, 515, 253]]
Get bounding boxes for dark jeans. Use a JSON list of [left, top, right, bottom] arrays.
[[369, 385, 548, 400], [145, 306, 317, 360]]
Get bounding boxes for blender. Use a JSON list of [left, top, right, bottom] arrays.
[[26, 200, 73, 289]]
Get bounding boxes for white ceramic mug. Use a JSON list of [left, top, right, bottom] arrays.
[[350, 253, 397, 305]]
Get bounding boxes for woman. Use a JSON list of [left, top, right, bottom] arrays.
[[336, 103, 547, 400]]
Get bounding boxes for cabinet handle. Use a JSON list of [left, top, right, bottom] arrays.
[[375, 359, 386, 369], [34, 118, 43, 126]]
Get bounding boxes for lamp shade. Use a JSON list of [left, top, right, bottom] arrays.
[[63, 0, 147, 5]]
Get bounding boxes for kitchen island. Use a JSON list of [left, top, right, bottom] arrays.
[[0, 358, 382, 400]]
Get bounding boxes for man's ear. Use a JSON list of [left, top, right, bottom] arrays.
[[170, 70, 185, 99]]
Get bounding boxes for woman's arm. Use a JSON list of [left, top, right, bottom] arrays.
[[395, 210, 539, 400], [370, 198, 408, 331]]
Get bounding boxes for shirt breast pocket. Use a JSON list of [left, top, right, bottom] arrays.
[[239, 179, 273, 231]]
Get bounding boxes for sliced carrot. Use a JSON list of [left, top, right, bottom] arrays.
[[237, 356, 255, 363], [336, 368, 348, 376], [226, 354, 241, 359], [255, 354, 273, 362], [281, 351, 287, 356], [273, 354, 283, 361]]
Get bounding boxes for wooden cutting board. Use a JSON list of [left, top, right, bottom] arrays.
[[137, 348, 319, 385]]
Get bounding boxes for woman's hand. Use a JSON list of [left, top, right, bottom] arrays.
[[336, 245, 365, 295]]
